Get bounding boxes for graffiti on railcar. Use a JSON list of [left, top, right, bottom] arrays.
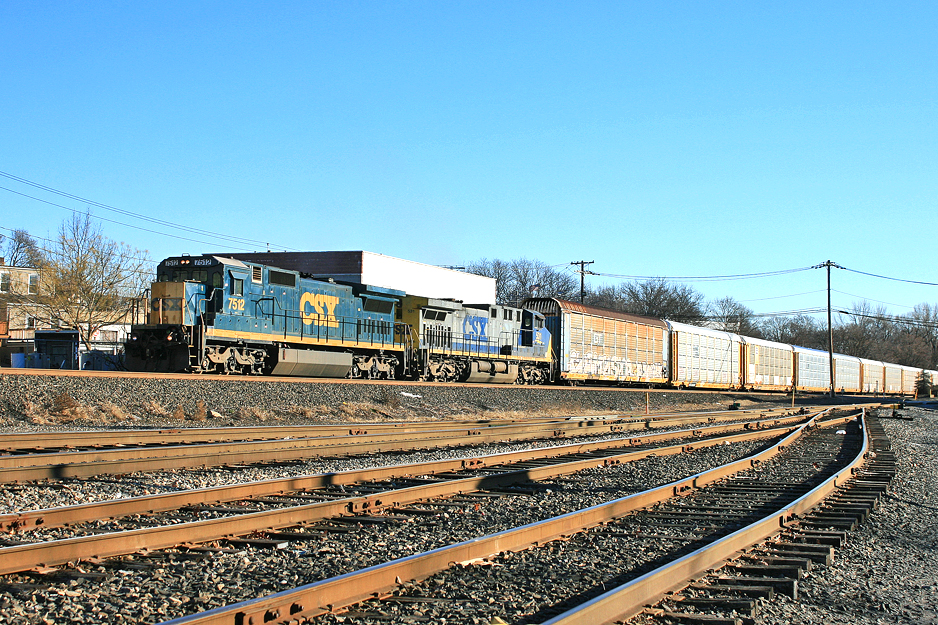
[[567, 350, 666, 380]]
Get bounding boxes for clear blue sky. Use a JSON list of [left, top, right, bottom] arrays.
[[2, 1, 936, 320]]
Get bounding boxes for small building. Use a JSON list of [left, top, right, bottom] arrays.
[[33, 329, 80, 369]]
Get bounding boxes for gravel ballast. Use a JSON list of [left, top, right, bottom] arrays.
[[1, 371, 931, 625], [754, 406, 938, 625]]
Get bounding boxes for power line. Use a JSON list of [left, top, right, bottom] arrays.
[[0, 170, 297, 251], [597, 266, 814, 282], [839, 265, 938, 286], [835, 309, 938, 331], [831, 290, 915, 310], [739, 290, 826, 303], [0, 185, 261, 251]]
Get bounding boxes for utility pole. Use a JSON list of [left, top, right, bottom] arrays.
[[570, 260, 595, 303], [814, 260, 842, 398]]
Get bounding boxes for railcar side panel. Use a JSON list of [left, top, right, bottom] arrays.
[[859, 359, 885, 394], [793, 346, 831, 393], [667, 322, 740, 389], [834, 354, 861, 393], [900, 366, 919, 396], [884, 364, 903, 393], [741, 337, 793, 391], [522, 298, 668, 384]]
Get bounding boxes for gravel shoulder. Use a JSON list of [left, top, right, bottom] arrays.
[[758, 406, 938, 625]]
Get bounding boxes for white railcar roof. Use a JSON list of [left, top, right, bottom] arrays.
[[664, 321, 741, 341], [739, 336, 794, 351]]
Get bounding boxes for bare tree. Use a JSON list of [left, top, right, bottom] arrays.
[[759, 314, 824, 347], [32, 213, 150, 348], [466, 258, 514, 304], [1, 229, 44, 267], [617, 278, 706, 322], [468, 257, 576, 305], [708, 296, 761, 336]]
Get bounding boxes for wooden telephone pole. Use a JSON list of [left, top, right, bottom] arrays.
[[570, 260, 595, 303]]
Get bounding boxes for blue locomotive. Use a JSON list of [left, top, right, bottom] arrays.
[[125, 254, 553, 384]]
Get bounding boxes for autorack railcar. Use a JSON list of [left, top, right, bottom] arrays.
[[793, 345, 831, 393], [521, 298, 669, 386], [859, 358, 885, 394], [833, 354, 862, 394], [667, 321, 741, 390], [741, 337, 793, 392]]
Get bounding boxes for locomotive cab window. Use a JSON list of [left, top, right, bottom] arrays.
[[230, 275, 244, 296]]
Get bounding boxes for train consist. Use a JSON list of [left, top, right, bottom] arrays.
[[124, 255, 552, 384], [124, 254, 935, 394]]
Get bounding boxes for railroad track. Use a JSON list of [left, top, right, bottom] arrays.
[[0, 411, 810, 576], [0, 405, 885, 624], [0, 405, 894, 624], [0, 407, 812, 482], [143, 407, 877, 625]]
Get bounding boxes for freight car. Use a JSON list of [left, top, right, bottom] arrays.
[[666, 321, 741, 390], [521, 298, 669, 385], [125, 255, 552, 384]]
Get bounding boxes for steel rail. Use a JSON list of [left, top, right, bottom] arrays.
[[157, 410, 857, 625], [0, 409, 803, 482], [0, 417, 810, 577], [540, 411, 873, 625], [0, 412, 812, 533], [1, 412, 693, 451], [0, 419, 568, 451], [0, 407, 800, 457]]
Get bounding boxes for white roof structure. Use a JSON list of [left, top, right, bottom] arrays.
[[220, 250, 496, 305]]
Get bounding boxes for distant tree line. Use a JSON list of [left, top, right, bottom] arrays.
[[468, 257, 938, 370]]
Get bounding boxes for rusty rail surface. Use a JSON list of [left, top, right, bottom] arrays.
[[4, 409, 735, 451], [0, 417, 578, 451], [0, 408, 804, 482], [0, 412, 812, 534], [541, 410, 873, 625], [0, 415, 811, 577], [156, 410, 858, 625]]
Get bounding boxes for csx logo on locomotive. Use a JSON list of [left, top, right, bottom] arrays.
[[463, 315, 487, 339], [300, 293, 340, 328]]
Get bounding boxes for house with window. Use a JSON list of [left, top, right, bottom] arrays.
[[0, 257, 47, 365]]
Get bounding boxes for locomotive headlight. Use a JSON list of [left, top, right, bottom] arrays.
[[166, 332, 175, 342]]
